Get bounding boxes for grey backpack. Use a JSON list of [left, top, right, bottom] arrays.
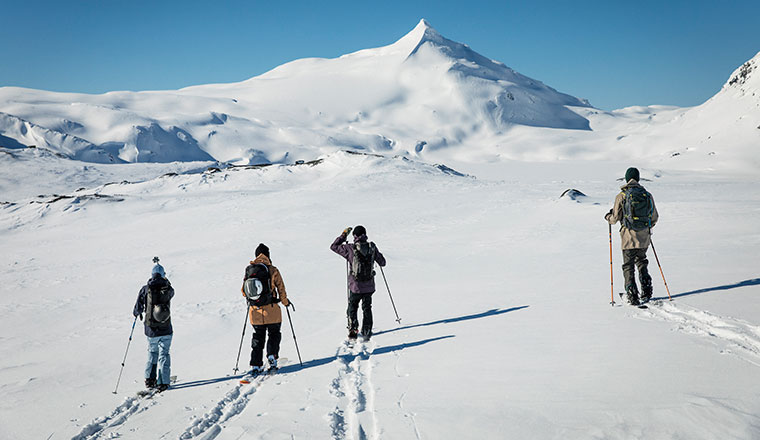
[[351, 242, 376, 282]]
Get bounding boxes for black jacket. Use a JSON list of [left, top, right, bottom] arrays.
[[133, 275, 174, 337]]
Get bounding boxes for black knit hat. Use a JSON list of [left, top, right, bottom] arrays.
[[353, 225, 367, 237], [624, 167, 640, 182], [255, 243, 270, 258]]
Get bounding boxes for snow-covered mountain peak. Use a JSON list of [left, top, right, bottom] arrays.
[[400, 18, 443, 52]]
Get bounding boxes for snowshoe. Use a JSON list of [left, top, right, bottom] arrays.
[[639, 295, 651, 305], [240, 366, 264, 384]]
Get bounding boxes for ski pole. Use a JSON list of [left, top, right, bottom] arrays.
[[650, 237, 672, 301], [113, 315, 138, 394], [379, 265, 401, 324], [233, 306, 249, 374], [609, 223, 615, 306], [285, 304, 303, 367]]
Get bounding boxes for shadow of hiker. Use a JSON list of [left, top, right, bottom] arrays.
[[653, 278, 760, 301], [373, 306, 529, 337], [278, 335, 455, 374], [171, 375, 242, 390], [171, 335, 455, 390], [372, 335, 455, 356]]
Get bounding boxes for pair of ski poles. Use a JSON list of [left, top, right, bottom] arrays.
[[608, 223, 672, 305], [233, 300, 303, 374]]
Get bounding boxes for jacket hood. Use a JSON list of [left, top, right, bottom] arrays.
[[252, 254, 272, 265], [620, 179, 643, 190], [148, 274, 169, 287]]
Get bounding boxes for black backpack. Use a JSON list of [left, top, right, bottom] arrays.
[[146, 278, 172, 327], [622, 186, 654, 231], [351, 242, 376, 282], [244, 263, 275, 307]]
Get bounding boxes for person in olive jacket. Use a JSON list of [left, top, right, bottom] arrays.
[[241, 243, 290, 375], [605, 167, 659, 305]]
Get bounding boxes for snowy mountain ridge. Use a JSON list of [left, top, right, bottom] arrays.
[[1, 20, 592, 166], [0, 20, 758, 172]]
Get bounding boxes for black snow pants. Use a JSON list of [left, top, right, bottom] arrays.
[[622, 248, 653, 299], [347, 292, 373, 335], [250, 323, 281, 367]]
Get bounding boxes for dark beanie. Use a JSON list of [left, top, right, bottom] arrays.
[[353, 225, 367, 237], [255, 243, 270, 258], [624, 167, 640, 182]]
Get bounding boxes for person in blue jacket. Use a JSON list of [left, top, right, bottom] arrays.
[[133, 263, 174, 392]]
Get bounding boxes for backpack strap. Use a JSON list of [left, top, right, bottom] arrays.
[[267, 264, 279, 301]]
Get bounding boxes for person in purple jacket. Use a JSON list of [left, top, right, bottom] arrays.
[[330, 225, 386, 340]]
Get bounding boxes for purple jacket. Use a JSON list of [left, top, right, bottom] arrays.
[[331, 233, 386, 294]]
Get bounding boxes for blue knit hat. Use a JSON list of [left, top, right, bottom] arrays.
[[151, 264, 165, 278]]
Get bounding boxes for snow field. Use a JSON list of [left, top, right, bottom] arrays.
[[0, 153, 759, 439]]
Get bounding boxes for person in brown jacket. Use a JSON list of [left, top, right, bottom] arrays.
[[241, 243, 290, 375], [605, 167, 659, 305]]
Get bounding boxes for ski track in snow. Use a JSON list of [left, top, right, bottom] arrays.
[[642, 301, 760, 367], [71, 392, 159, 440], [329, 340, 379, 440], [177, 374, 271, 440]]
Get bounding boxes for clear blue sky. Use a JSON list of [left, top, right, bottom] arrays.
[[1, 0, 758, 110]]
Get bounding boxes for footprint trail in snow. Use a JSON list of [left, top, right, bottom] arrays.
[[330, 340, 379, 440], [642, 301, 760, 367]]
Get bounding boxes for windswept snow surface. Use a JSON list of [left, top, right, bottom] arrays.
[[1, 151, 759, 439]]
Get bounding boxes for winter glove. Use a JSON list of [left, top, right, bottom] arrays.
[[286, 300, 295, 311], [343, 227, 352, 236], [604, 209, 613, 221]]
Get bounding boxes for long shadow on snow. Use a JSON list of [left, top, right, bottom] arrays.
[[653, 278, 760, 301], [171, 335, 454, 390], [372, 306, 529, 337], [279, 335, 455, 374], [171, 374, 247, 390]]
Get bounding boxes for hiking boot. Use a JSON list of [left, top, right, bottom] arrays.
[[145, 378, 157, 389], [625, 284, 640, 306], [348, 329, 358, 340], [361, 330, 372, 341], [156, 383, 169, 393], [627, 294, 640, 306], [267, 355, 278, 370]]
